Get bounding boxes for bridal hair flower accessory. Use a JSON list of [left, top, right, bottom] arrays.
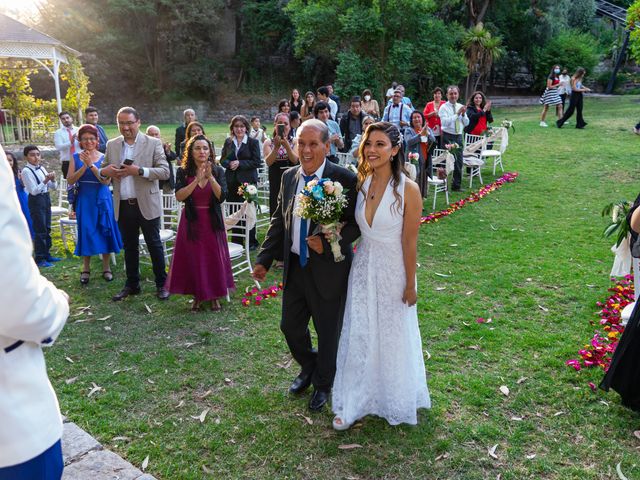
[[565, 275, 633, 378], [421, 172, 518, 225]]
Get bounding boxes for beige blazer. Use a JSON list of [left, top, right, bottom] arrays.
[[103, 133, 170, 220]]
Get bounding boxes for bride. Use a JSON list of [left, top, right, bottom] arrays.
[[332, 121, 431, 429]]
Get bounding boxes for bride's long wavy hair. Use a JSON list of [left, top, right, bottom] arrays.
[[356, 121, 406, 212]]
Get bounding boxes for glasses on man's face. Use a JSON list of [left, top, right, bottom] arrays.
[[119, 121, 138, 127]]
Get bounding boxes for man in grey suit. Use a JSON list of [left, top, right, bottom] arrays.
[[99, 106, 171, 301]]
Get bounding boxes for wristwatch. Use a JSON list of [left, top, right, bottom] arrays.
[[138, 167, 144, 176]]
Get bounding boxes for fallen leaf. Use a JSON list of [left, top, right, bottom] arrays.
[[435, 452, 450, 461], [434, 272, 451, 277], [276, 357, 294, 369], [499, 385, 510, 396], [112, 436, 130, 442], [87, 382, 103, 397], [202, 465, 214, 474], [538, 305, 549, 312], [526, 278, 532, 282], [144, 303, 152, 314], [516, 377, 528, 384], [65, 377, 78, 385], [490, 224, 498, 230], [488, 444, 499, 459], [553, 411, 565, 417], [526, 453, 536, 460], [424, 349, 431, 360], [468, 345, 480, 350], [191, 408, 210, 423], [76, 305, 91, 311], [147, 379, 155, 384], [425, 242, 434, 246], [175, 400, 185, 408], [633, 431, 640, 440], [104, 326, 112, 331], [510, 416, 523, 421], [97, 315, 112, 321], [141, 455, 149, 471], [224, 378, 232, 385], [449, 243, 458, 247], [338, 444, 363, 450], [616, 462, 629, 480], [112, 367, 132, 375], [296, 413, 313, 425], [435, 287, 446, 291], [466, 290, 474, 295], [462, 321, 470, 326], [199, 390, 212, 399]]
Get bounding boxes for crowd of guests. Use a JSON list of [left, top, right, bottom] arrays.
[[6, 81, 499, 312], [539, 65, 591, 129]]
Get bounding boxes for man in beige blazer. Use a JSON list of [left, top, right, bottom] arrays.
[[100, 106, 170, 301]]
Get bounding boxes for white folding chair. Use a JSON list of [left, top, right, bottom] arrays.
[[139, 193, 178, 265], [480, 127, 507, 174], [255, 183, 271, 230], [51, 177, 69, 218], [336, 152, 350, 166], [427, 148, 450, 211], [463, 134, 486, 188], [223, 201, 260, 290], [59, 216, 77, 252]]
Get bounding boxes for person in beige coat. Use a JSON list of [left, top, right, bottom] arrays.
[[0, 145, 69, 478], [99, 106, 170, 301]]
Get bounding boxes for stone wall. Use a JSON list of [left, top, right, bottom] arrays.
[[94, 102, 280, 125]]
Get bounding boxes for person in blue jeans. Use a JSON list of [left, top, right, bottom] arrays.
[[20, 145, 61, 268]]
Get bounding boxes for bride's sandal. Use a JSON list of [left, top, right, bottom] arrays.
[[332, 416, 352, 431]]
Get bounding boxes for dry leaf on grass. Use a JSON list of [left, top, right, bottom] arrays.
[[510, 416, 523, 421], [112, 436, 130, 442], [526, 453, 536, 460], [97, 315, 112, 321], [147, 379, 155, 384], [488, 444, 499, 459], [141, 455, 149, 471], [87, 382, 103, 397], [616, 462, 629, 480], [434, 272, 451, 277], [499, 385, 510, 396], [104, 326, 111, 331], [633, 431, 640, 440], [65, 377, 78, 385], [296, 413, 313, 425], [517, 377, 528, 384], [466, 290, 475, 295], [112, 367, 132, 375], [202, 465, 214, 475], [449, 244, 458, 247], [144, 304, 152, 314], [224, 378, 232, 385], [338, 444, 363, 450], [175, 400, 185, 408], [435, 452, 450, 461], [553, 411, 565, 417], [276, 358, 293, 369], [191, 408, 209, 423], [435, 287, 446, 291], [199, 390, 212, 399], [538, 305, 549, 312]]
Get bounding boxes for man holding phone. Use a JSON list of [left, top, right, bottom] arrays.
[[438, 85, 469, 191], [100, 106, 171, 301]]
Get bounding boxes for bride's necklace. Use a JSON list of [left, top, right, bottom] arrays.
[[369, 174, 391, 200]]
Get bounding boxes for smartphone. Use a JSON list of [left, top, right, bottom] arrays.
[[121, 159, 133, 168], [277, 124, 285, 137]]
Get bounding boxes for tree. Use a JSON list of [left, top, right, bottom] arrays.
[[60, 56, 92, 122], [461, 23, 504, 97], [628, 0, 640, 63]]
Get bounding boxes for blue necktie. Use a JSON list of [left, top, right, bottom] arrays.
[[299, 174, 315, 267]]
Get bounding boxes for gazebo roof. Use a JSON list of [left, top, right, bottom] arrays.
[[0, 13, 79, 62]]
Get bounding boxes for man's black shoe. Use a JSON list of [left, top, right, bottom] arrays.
[[112, 286, 141, 301], [289, 372, 313, 394], [309, 389, 329, 411]]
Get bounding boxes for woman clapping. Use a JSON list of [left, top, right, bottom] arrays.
[[165, 135, 235, 312]]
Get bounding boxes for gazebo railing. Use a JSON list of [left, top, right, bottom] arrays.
[[0, 109, 56, 146]]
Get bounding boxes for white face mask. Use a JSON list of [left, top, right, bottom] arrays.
[[364, 95, 371, 102]]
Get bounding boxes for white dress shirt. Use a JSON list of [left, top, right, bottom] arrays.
[[439, 101, 469, 135], [53, 126, 80, 162], [327, 98, 338, 120], [119, 132, 151, 199], [0, 149, 69, 467], [291, 160, 327, 257], [21, 163, 57, 196], [233, 134, 248, 156]]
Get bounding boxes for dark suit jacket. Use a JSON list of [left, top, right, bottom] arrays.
[[220, 137, 262, 186], [257, 160, 360, 300], [339, 111, 366, 153]]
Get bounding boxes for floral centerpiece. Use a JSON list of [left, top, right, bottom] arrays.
[[294, 177, 349, 262], [501, 119, 515, 134], [237, 182, 258, 203], [444, 142, 461, 155], [602, 200, 634, 247]]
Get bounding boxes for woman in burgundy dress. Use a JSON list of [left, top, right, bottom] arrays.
[[165, 134, 235, 312]]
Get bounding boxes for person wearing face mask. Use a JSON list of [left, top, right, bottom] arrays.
[[558, 69, 572, 114], [361, 89, 380, 119], [539, 65, 563, 127]]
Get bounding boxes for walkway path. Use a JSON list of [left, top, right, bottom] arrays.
[[61, 416, 156, 480]]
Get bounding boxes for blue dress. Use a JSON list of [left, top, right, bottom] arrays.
[[14, 175, 34, 237], [73, 153, 123, 256]]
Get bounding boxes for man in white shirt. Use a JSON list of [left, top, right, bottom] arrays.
[[382, 89, 413, 128], [0, 145, 69, 478], [439, 85, 469, 191], [53, 111, 79, 179], [386, 81, 398, 102], [316, 86, 338, 121]]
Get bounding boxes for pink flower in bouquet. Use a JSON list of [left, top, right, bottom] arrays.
[[323, 180, 335, 195]]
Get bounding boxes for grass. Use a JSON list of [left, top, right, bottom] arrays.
[[42, 96, 640, 479], [102, 124, 231, 152]]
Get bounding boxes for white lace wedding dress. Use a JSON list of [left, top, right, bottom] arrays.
[[332, 173, 431, 426]]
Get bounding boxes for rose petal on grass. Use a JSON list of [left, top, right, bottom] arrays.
[[141, 455, 149, 471], [616, 462, 629, 480], [338, 444, 363, 450], [488, 444, 499, 459], [147, 379, 155, 384], [499, 385, 510, 396]]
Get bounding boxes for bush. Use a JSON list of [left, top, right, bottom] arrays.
[[533, 30, 601, 89]]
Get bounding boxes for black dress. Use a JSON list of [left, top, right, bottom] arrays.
[[600, 196, 640, 411]]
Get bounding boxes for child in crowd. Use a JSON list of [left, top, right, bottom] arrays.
[[21, 145, 61, 268]]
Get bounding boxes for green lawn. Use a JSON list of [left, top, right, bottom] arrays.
[[102, 124, 231, 151], [44, 97, 640, 479]]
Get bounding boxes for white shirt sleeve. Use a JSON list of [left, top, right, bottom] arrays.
[[0, 154, 68, 345], [21, 167, 48, 195]]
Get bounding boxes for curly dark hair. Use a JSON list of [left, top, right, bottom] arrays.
[[181, 134, 216, 175], [467, 91, 487, 109], [356, 121, 406, 212]]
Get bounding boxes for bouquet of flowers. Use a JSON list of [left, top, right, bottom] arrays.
[[501, 119, 515, 134], [237, 182, 258, 203], [407, 152, 419, 165], [294, 177, 349, 262], [602, 200, 634, 247], [444, 142, 461, 155]]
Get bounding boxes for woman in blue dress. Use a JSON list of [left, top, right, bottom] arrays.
[[6, 150, 34, 237], [66, 124, 122, 284]]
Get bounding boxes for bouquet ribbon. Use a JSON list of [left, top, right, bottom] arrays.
[[314, 222, 345, 262]]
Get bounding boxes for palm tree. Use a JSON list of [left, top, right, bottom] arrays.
[[461, 23, 504, 98]]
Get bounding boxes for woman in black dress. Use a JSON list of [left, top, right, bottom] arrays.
[[290, 89, 303, 113], [600, 193, 640, 411]]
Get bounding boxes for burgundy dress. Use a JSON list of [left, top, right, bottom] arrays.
[[165, 177, 235, 301]]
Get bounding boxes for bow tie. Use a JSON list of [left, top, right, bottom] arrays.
[[34, 166, 42, 170], [392, 104, 400, 108]]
